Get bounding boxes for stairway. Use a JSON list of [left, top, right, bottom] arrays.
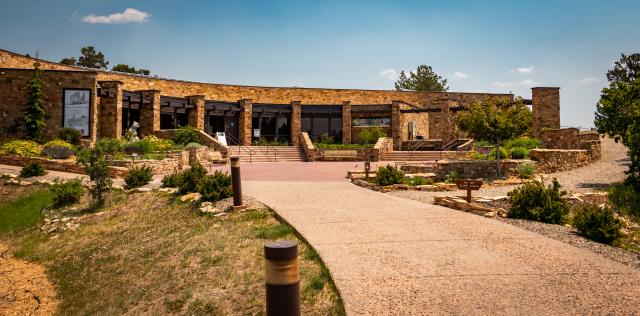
[[380, 151, 446, 162], [226, 146, 306, 163]]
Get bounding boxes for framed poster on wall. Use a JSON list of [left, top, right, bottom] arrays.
[[62, 89, 91, 137]]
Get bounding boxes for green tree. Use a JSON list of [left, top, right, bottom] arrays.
[[456, 97, 532, 177], [394, 65, 448, 92], [77, 46, 109, 69], [59, 57, 77, 65], [78, 148, 112, 207], [23, 62, 47, 142], [594, 78, 640, 187], [607, 53, 640, 84], [111, 64, 150, 75]]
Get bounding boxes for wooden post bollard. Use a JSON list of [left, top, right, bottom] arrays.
[[230, 156, 245, 210], [364, 161, 371, 179], [265, 240, 300, 316]]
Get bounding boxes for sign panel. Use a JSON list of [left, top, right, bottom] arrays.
[[63, 89, 91, 137], [455, 179, 483, 190]]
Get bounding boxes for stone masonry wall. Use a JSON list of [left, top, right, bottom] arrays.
[[98, 81, 123, 139], [0, 68, 98, 141], [532, 87, 560, 137]]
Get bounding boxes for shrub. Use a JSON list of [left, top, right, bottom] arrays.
[[318, 133, 336, 144], [58, 128, 82, 145], [95, 138, 125, 155], [516, 163, 536, 179], [510, 147, 528, 159], [404, 176, 433, 186], [608, 183, 640, 220], [123, 140, 153, 155], [178, 163, 207, 193], [20, 162, 47, 178], [0, 140, 41, 157], [359, 127, 386, 145], [468, 151, 487, 160], [51, 179, 84, 207], [172, 126, 200, 146], [573, 205, 623, 245], [161, 172, 182, 188], [375, 165, 404, 186], [185, 142, 203, 149], [444, 171, 460, 183], [507, 179, 569, 224], [143, 135, 174, 151], [124, 165, 154, 189], [198, 171, 233, 202], [488, 147, 508, 160], [503, 136, 541, 150], [78, 148, 112, 206], [42, 139, 75, 159]]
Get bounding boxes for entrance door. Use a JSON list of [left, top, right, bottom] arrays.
[[208, 114, 239, 145]]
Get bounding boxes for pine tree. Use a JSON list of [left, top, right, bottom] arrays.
[[23, 62, 47, 142]]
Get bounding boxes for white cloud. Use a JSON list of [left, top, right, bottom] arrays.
[[519, 78, 539, 86], [493, 81, 514, 88], [378, 69, 398, 80], [454, 71, 470, 79], [82, 8, 150, 24], [577, 77, 601, 84], [511, 66, 534, 74]]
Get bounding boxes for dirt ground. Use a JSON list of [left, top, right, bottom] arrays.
[[0, 243, 58, 316]]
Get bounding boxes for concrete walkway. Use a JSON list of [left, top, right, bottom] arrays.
[[244, 180, 640, 315]]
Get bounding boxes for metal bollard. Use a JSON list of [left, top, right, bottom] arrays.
[[230, 156, 245, 210], [264, 240, 300, 316]]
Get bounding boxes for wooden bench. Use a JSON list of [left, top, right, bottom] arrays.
[[322, 150, 358, 161]]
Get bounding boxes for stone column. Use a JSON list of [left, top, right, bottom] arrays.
[[98, 81, 123, 139], [532, 87, 561, 137], [187, 95, 205, 130], [290, 101, 301, 146], [342, 101, 351, 144], [238, 99, 253, 145], [139, 90, 161, 137], [391, 101, 403, 150]]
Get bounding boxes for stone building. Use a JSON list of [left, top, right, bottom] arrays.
[[0, 49, 560, 149]]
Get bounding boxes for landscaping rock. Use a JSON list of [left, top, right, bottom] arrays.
[[36, 179, 55, 185], [158, 187, 178, 193], [134, 187, 153, 193], [1, 173, 18, 179], [180, 192, 201, 202], [199, 202, 222, 214]]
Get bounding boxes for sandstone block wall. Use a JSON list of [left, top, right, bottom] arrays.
[[187, 95, 205, 130], [436, 159, 534, 180], [98, 81, 123, 139], [532, 87, 560, 137]]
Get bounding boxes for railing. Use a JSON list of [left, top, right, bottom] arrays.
[[409, 139, 426, 161], [255, 136, 278, 163], [226, 134, 256, 163]]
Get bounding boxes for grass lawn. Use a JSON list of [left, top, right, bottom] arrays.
[[7, 191, 344, 315], [0, 188, 52, 235]]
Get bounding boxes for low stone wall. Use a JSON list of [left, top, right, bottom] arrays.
[[0, 154, 128, 178], [529, 149, 594, 173], [110, 157, 183, 175], [541, 128, 601, 150], [300, 132, 315, 162], [302, 134, 389, 162], [399, 159, 535, 180], [154, 129, 228, 157]]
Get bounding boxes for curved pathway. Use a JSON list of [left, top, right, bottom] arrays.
[[244, 179, 640, 315]]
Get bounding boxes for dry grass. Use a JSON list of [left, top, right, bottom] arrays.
[[10, 191, 344, 315]]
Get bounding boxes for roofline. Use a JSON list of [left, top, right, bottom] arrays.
[[1, 48, 515, 96]]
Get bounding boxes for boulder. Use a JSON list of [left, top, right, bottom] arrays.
[[180, 192, 202, 202]]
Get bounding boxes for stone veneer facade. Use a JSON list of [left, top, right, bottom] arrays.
[[532, 87, 561, 137], [0, 49, 559, 148]]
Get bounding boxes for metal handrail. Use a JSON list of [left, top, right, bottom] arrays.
[[256, 136, 279, 163], [226, 133, 256, 163], [409, 139, 426, 161]]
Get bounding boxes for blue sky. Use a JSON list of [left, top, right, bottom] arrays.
[[1, 0, 639, 128]]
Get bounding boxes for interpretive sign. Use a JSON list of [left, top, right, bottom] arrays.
[[63, 89, 91, 137], [455, 179, 483, 202]]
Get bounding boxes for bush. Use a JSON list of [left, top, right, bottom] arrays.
[[20, 162, 46, 178], [404, 176, 433, 186], [488, 147, 508, 160], [510, 147, 528, 159], [185, 142, 203, 149], [178, 163, 207, 193], [42, 139, 75, 159], [359, 127, 386, 145], [375, 165, 404, 186], [161, 172, 182, 188], [78, 148, 112, 206], [608, 183, 640, 220], [444, 171, 460, 183], [468, 151, 487, 160], [198, 171, 233, 202], [516, 163, 536, 179], [124, 165, 154, 189], [95, 138, 125, 155], [508, 179, 569, 224], [58, 128, 82, 145], [123, 140, 153, 155], [573, 205, 623, 245], [172, 126, 200, 146], [503, 136, 541, 150], [51, 179, 84, 207], [0, 140, 41, 157], [143, 135, 174, 151]]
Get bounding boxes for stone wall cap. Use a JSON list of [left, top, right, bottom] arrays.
[[532, 87, 560, 90], [98, 80, 124, 84]]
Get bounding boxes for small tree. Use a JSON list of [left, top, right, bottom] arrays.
[[112, 64, 150, 75], [456, 97, 532, 177], [59, 57, 77, 66], [78, 148, 112, 207], [23, 62, 47, 142], [394, 65, 448, 92]]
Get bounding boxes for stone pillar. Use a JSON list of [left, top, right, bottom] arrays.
[[443, 100, 454, 143], [187, 95, 205, 130], [290, 101, 301, 146], [139, 90, 161, 137], [98, 81, 123, 139], [342, 101, 351, 144], [391, 101, 403, 150], [532, 87, 560, 137], [238, 99, 253, 146]]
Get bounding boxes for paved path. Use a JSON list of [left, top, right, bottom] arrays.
[[244, 180, 640, 315]]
